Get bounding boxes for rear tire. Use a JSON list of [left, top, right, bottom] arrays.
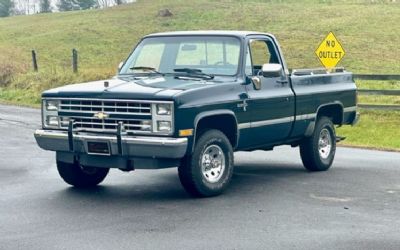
[[57, 161, 109, 188], [299, 116, 336, 171], [178, 129, 234, 197]]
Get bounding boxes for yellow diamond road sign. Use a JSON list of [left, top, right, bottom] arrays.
[[315, 32, 345, 69]]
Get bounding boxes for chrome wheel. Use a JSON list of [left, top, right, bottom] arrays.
[[201, 145, 226, 183], [318, 128, 332, 159]]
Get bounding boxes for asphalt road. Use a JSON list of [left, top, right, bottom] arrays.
[[0, 104, 399, 250]]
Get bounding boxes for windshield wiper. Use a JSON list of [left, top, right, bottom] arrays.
[[173, 68, 214, 80], [130, 66, 164, 75]]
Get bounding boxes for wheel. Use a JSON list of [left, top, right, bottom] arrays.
[[178, 129, 234, 197], [299, 116, 336, 171], [57, 161, 109, 188]]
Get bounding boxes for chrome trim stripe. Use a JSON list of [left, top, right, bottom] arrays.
[[252, 117, 294, 127], [238, 113, 317, 130], [343, 106, 357, 112], [238, 116, 294, 129], [238, 122, 251, 129], [296, 113, 316, 120]]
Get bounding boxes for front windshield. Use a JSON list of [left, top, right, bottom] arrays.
[[119, 36, 241, 76]]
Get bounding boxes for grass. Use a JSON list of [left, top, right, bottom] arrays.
[[337, 110, 400, 150], [356, 80, 400, 105], [0, 0, 399, 149], [335, 79, 400, 150], [356, 80, 400, 90]]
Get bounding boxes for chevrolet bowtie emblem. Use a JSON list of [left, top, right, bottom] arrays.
[[93, 112, 109, 120]]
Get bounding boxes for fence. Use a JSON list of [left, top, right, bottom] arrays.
[[354, 74, 400, 111], [28, 50, 399, 110], [31, 49, 78, 73]]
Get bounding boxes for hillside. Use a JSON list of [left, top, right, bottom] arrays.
[[0, 0, 399, 105], [0, 0, 399, 150]]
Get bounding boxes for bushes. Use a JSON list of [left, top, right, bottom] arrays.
[[0, 63, 15, 87], [0, 47, 29, 87]]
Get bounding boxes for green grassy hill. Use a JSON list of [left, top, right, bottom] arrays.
[[0, 0, 399, 150]]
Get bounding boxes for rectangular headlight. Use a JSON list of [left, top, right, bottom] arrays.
[[46, 116, 59, 126], [46, 100, 59, 111], [157, 121, 171, 132], [156, 104, 172, 115], [151, 102, 173, 134]]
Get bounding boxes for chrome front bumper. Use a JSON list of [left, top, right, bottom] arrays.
[[34, 129, 188, 160]]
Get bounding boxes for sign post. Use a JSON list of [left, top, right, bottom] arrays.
[[315, 32, 345, 69]]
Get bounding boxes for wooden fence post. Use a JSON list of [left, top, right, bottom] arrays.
[[31, 50, 38, 72], [72, 49, 78, 73]]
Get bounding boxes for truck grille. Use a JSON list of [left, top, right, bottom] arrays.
[[58, 99, 152, 134]]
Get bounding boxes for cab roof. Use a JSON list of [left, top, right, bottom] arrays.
[[144, 30, 274, 39]]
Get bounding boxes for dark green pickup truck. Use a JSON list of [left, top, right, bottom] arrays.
[[35, 31, 359, 197]]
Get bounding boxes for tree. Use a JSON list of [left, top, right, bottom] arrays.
[[40, 0, 51, 13], [58, 0, 75, 11], [58, 0, 71, 11], [58, 0, 96, 11], [0, 0, 14, 17], [75, 0, 96, 9]]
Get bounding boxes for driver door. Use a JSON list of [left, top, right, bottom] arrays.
[[244, 38, 295, 147]]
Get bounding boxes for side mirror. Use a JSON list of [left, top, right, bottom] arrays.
[[118, 61, 124, 71], [251, 76, 262, 90], [262, 63, 283, 78]]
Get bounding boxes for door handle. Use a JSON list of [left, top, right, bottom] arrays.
[[277, 80, 288, 85]]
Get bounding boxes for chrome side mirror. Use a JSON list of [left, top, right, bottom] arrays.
[[262, 63, 283, 78], [251, 76, 261, 90], [118, 61, 124, 71]]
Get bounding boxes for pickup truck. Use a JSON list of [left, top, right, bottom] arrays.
[[34, 31, 359, 197]]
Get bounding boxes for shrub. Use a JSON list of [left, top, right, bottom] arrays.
[[0, 47, 29, 87]]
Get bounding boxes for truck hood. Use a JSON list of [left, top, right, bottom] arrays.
[[42, 76, 217, 100]]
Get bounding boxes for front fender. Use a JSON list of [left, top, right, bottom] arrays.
[[191, 109, 239, 153]]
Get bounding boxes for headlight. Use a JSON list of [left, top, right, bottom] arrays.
[[157, 121, 171, 132], [42, 99, 60, 128], [46, 116, 59, 127], [156, 104, 172, 115], [46, 100, 59, 111], [151, 102, 173, 134]]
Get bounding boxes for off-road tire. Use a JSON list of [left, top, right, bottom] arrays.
[[299, 116, 336, 171], [178, 129, 234, 197], [57, 161, 109, 188]]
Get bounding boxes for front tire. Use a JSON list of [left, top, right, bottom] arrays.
[[57, 161, 109, 188], [178, 129, 234, 197], [299, 116, 336, 171]]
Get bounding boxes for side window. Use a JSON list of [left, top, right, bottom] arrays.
[[249, 40, 271, 67], [247, 39, 281, 75]]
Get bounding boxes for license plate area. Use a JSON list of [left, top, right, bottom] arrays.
[[87, 141, 111, 155]]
